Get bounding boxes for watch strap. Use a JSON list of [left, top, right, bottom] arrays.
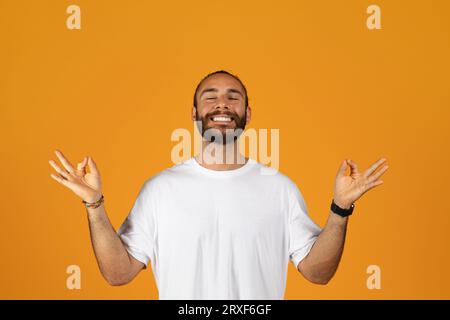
[[331, 199, 354, 217]]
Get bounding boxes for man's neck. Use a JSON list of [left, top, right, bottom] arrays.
[[195, 140, 248, 171]]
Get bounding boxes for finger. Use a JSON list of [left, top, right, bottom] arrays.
[[88, 156, 100, 175], [50, 173, 74, 188], [54, 150, 76, 174], [49, 160, 70, 179], [347, 159, 360, 175], [365, 179, 384, 192], [336, 159, 348, 178], [76, 157, 88, 173], [82, 156, 87, 168], [368, 164, 389, 182], [363, 158, 387, 178]]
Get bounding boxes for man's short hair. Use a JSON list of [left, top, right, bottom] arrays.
[[193, 70, 249, 108]]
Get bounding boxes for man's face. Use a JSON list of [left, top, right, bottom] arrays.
[[192, 73, 251, 144]]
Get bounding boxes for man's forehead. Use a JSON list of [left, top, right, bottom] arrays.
[[198, 74, 244, 93]]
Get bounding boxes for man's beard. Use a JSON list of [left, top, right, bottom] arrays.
[[195, 108, 247, 145]]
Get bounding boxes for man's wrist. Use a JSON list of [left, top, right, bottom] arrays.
[[86, 203, 106, 222], [83, 194, 104, 208], [328, 210, 349, 224], [330, 198, 355, 217], [333, 198, 352, 210], [84, 193, 103, 204]]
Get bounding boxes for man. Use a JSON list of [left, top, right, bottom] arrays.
[[49, 70, 388, 299]]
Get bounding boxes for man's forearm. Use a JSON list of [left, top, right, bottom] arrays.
[[298, 211, 348, 284], [86, 204, 135, 285]]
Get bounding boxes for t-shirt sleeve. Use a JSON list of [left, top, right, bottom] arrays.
[[288, 182, 322, 269], [117, 179, 156, 268]]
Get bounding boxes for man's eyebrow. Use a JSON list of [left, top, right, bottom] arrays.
[[227, 88, 244, 97], [199, 87, 244, 98], [199, 88, 218, 97]]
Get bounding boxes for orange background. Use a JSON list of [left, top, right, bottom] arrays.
[[1, 0, 449, 299]]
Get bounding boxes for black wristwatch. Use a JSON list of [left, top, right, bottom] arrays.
[[330, 199, 354, 217]]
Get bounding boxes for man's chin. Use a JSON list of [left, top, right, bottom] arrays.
[[202, 127, 245, 144]]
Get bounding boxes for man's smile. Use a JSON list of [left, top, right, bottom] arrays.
[[209, 114, 234, 123]]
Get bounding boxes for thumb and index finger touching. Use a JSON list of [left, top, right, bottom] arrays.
[[336, 158, 361, 178], [87, 155, 100, 175], [75, 155, 100, 176], [53, 149, 100, 176]]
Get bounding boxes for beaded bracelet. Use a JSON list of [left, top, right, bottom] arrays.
[[82, 194, 104, 209]]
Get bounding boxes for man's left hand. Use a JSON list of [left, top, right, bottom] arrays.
[[333, 157, 389, 209]]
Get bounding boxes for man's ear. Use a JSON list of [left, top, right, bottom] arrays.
[[191, 107, 197, 121], [245, 106, 252, 125]]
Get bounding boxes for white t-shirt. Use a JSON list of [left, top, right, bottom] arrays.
[[117, 157, 322, 299]]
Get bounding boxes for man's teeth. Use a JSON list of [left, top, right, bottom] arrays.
[[212, 116, 232, 122]]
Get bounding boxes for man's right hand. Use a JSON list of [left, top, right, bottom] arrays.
[[48, 149, 145, 285], [49, 149, 103, 203]]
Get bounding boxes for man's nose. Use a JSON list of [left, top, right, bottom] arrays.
[[214, 96, 229, 109]]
